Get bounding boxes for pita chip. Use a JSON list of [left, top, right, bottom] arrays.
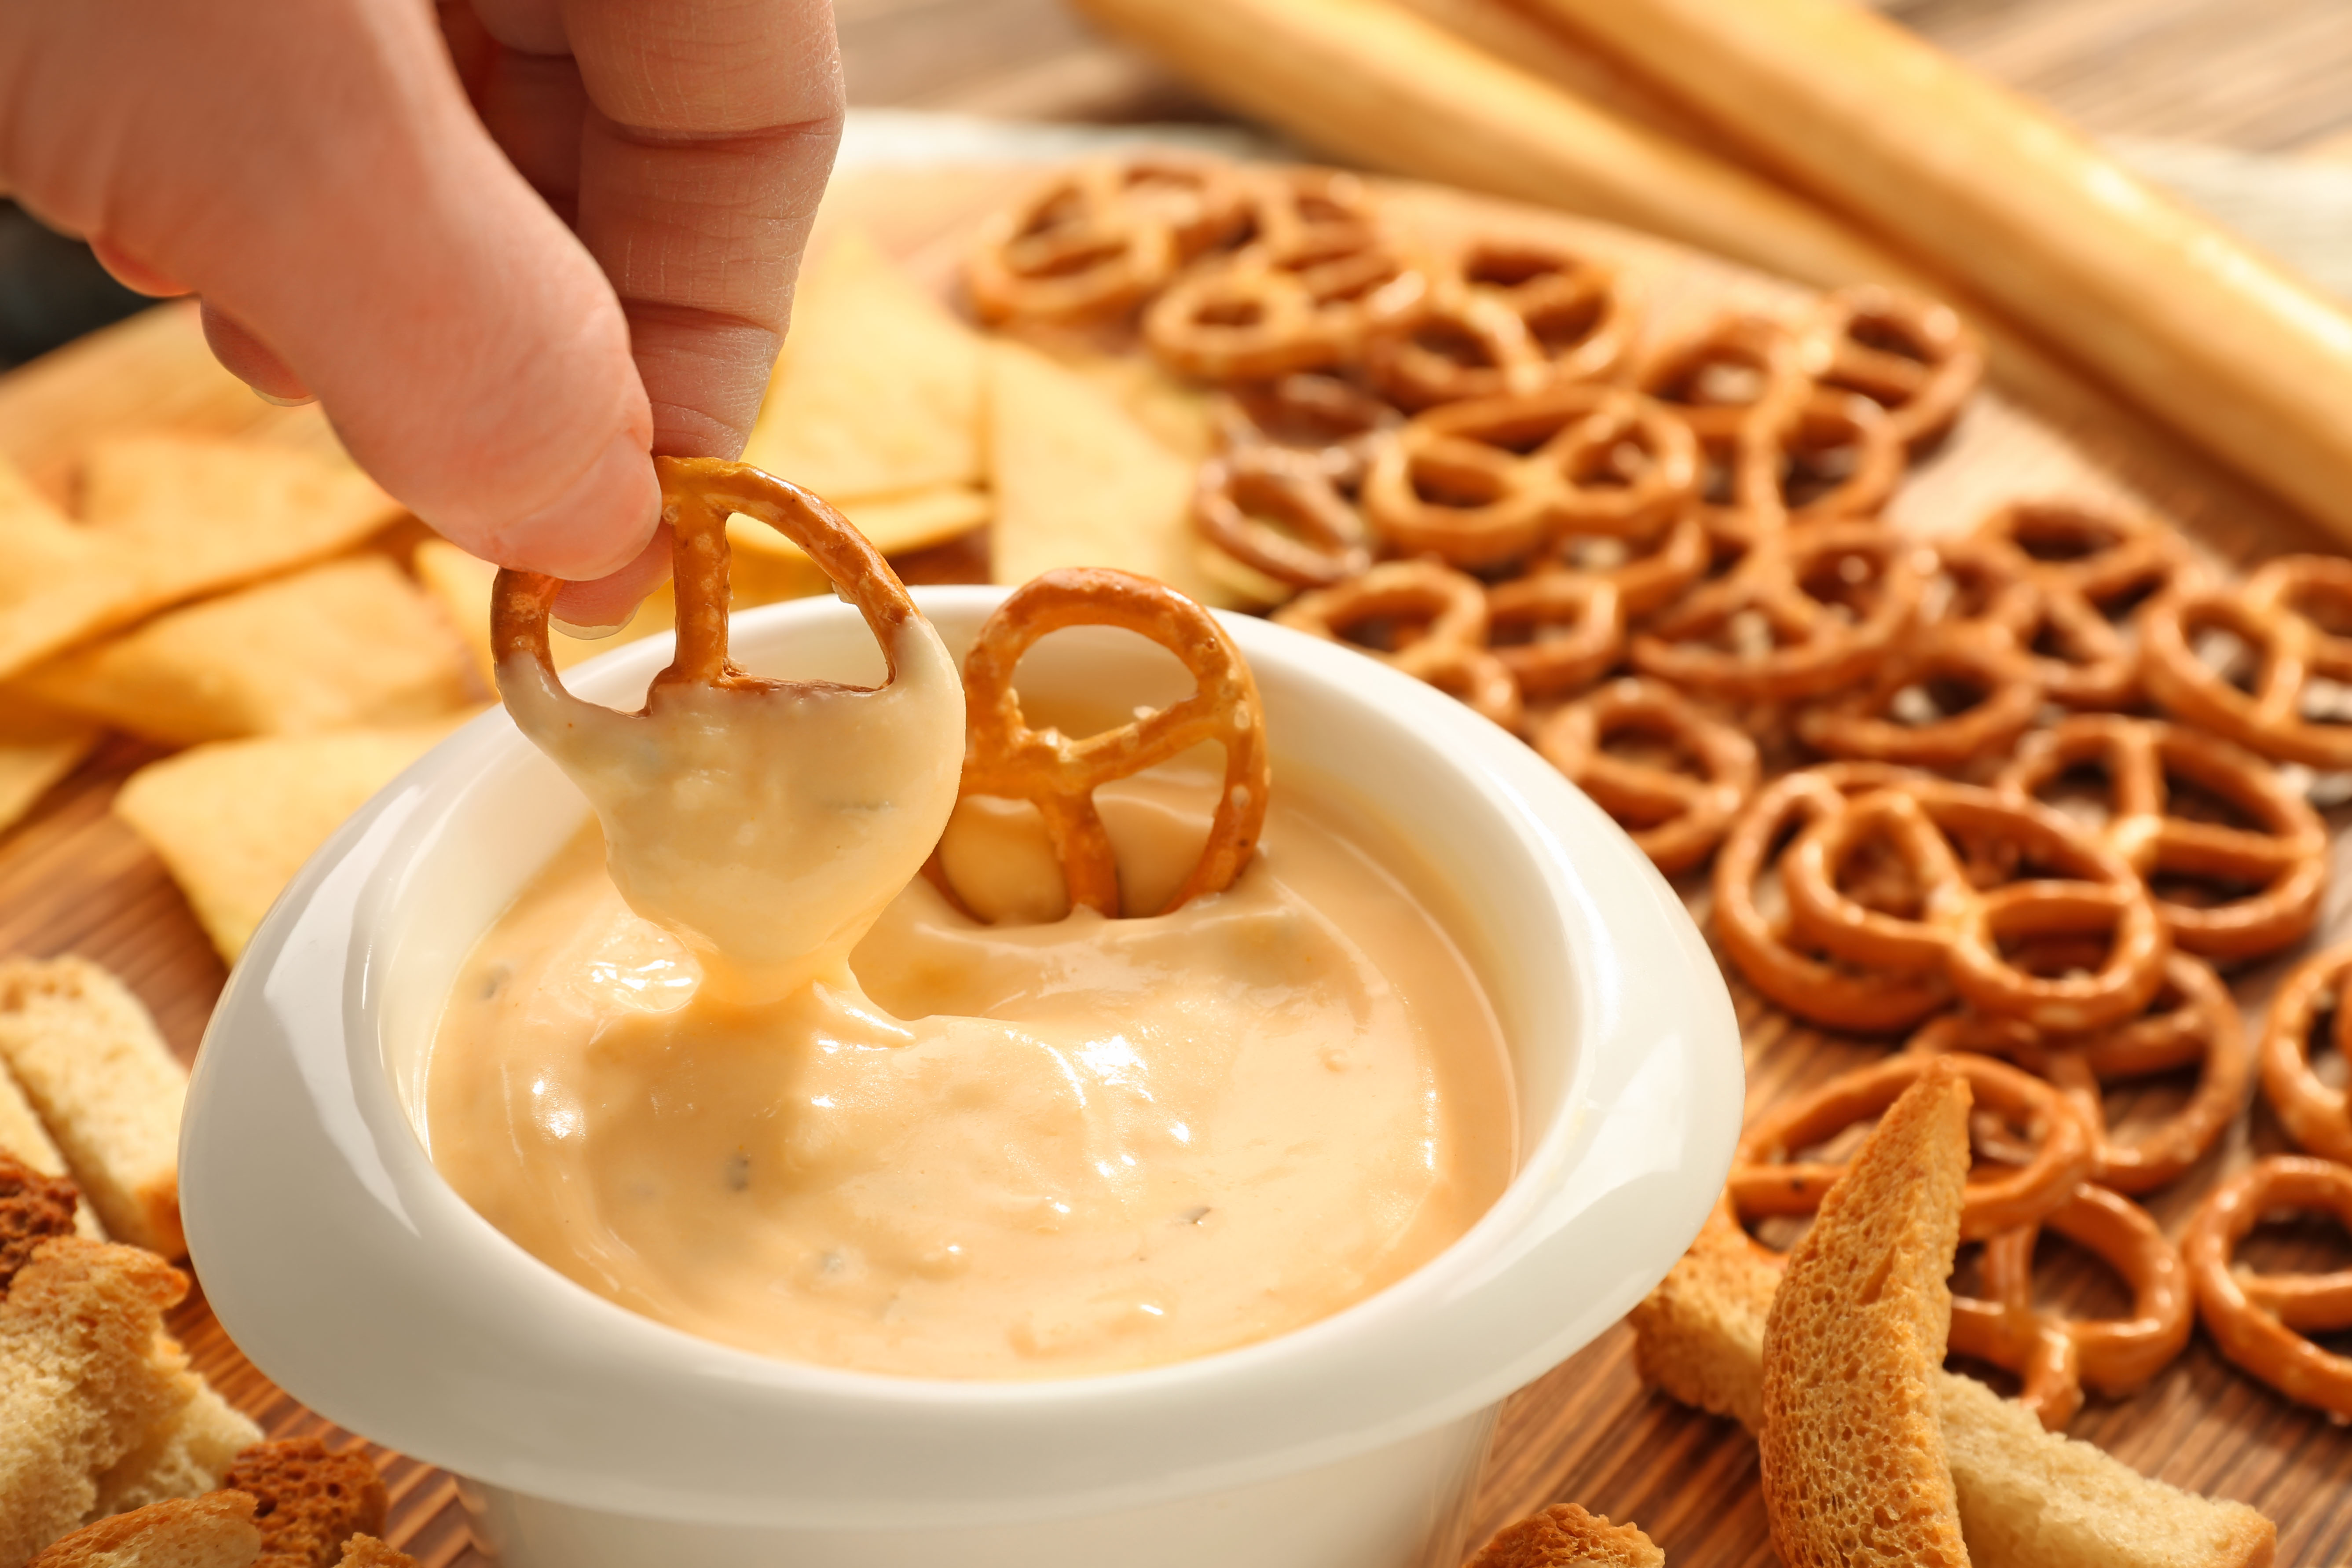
[[740, 229, 985, 499], [987, 340, 1233, 604], [115, 718, 469, 961], [13, 556, 476, 745], [0, 699, 100, 837], [0, 457, 143, 683]]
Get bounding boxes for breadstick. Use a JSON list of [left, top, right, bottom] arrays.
[[1519, 0, 2352, 544], [1067, 0, 1919, 292]]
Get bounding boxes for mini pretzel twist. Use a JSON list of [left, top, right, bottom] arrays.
[[1533, 512, 1712, 620], [1911, 949, 2250, 1194], [2257, 941, 2352, 1165], [1192, 444, 1373, 589], [966, 154, 1249, 324], [1999, 715, 2326, 960], [1792, 618, 2042, 771], [1711, 763, 1953, 1033], [1275, 559, 1524, 729], [492, 456, 920, 703], [1534, 677, 1759, 875], [1362, 385, 1700, 567], [1729, 1051, 2095, 1239], [1947, 1184, 2192, 1429], [2185, 1157, 2352, 1421], [1969, 500, 2194, 710], [1362, 236, 1639, 408], [1212, 373, 1401, 489], [1800, 285, 1986, 451], [1484, 572, 1627, 700], [2143, 554, 2352, 769], [1780, 778, 2170, 1032], [1629, 520, 1925, 700], [958, 568, 1270, 920], [1143, 167, 1424, 381]]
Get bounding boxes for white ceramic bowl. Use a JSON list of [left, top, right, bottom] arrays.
[[183, 586, 1741, 1568]]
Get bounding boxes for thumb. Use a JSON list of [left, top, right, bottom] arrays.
[[2, 0, 658, 580]]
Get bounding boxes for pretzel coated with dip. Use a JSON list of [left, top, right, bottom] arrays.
[[957, 568, 1271, 919]]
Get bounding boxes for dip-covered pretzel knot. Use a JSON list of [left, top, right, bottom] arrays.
[[1969, 500, 2194, 711], [1362, 385, 1699, 568], [1275, 559, 1524, 729], [1999, 716, 2326, 960], [493, 455, 920, 703], [966, 153, 1249, 323], [2257, 942, 2352, 1165], [1801, 285, 1986, 451], [2143, 555, 2352, 769], [1781, 779, 2170, 1033], [2185, 1157, 2352, 1421], [1948, 1184, 2191, 1429], [1728, 1051, 2095, 1240], [1534, 677, 1759, 876], [1793, 619, 2042, 771], [958, 568, 1271, 920], [1362, 236, 1639, 408], [1143, 167, 1424, 381], [1711, 764, 1953, 1033], [1913, 948, 2250, 1195]]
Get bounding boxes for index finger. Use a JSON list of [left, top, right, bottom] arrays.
[[562, 0, 845, 461]]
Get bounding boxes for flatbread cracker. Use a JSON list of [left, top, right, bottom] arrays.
[[741, 228, 985, 499], [78, 435, 407, 609], [0, 700, 99, 838], [413, 540, 692, 689], [987, 340, 1232, 604], [13, 556, 476, 745], [725, 484, 987, 586], [115, 718, 468, 960], [0, 458, 143, 684]]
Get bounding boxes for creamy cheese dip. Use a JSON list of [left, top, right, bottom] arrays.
[[440, 619, 1512, 1379]]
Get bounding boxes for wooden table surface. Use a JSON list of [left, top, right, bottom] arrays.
[[7, 5, 2352, 1565]]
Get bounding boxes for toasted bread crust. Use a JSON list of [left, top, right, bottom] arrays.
[[0, 1148, 81, 1293], [26, 1492, 259, 1568], [330, 1538, 416, 1568], [223, 1440, 388, 1568], [1759, 1059, 1972, 1568], [1628, 1198, 1780, 1432], [1468, 1503, 1666, 1568]]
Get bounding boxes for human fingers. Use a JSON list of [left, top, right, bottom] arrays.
[[0, 0, 659, 580], [552, 528, 674, 629]]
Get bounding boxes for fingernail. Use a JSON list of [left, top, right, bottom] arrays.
[[553, 604, 639, 641], [503, 430, 661, 581], [253, 387, 318, 408]]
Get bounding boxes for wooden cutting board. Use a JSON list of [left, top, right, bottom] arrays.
[[3, 163, 2350, 1567]]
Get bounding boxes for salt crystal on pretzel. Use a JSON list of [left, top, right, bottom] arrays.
[[492, 458, 964, 1000], [953, 567, 1271, 920]]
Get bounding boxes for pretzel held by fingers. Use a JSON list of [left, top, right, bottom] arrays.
[[1999, 715, 2326, 960], [955, 569, 1270, 920], [1275, 560, 1524, 729], [1780, 778, 2170, 1033], [2257, 941, 2352, 1165], [1535, 678, 1758, 876], [2143, 554, 2352, 769], [1711, 764, 1953, 1033], [2185, 1157, 2352, 1422], [1728, 1051, 2094, 1241], [1948, 1183, 2192, 1430]]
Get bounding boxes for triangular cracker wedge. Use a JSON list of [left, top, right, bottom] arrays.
[[0, 698, 100, 838], [413, 540, 684, 691], [13, 556, 475, 745], [114, 718, 468, 962], [77, 435, 407, 609], [0, 457, 145, 684], [723, 484, 986, 593], [741, 228, 985, 498], [1759, 1059, 1972, 1568], [987, 340, 1232, 605]]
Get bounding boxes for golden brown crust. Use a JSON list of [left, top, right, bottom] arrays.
[[25, 1491, 259, 1568], [1627, 1198, 1780, 1433], [222, 1440, 388, 1568], [0, 1147, 82, 1293], [331, 1536, 417, 1568], [1759, 1058, 1972, 1568], [1467, 1503, 1666, 1568]]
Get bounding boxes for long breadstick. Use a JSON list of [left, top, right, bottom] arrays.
[[1067, 0, 1919, 293], [1518, 0, 2352, 544]]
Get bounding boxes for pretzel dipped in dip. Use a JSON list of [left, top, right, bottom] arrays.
[[433, 467, 1513, 1378]]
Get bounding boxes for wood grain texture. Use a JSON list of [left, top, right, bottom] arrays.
[[8, 161, 2352, 1567]]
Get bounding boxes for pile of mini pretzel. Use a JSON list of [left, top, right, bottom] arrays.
[[970, 151, 2352, 1431]]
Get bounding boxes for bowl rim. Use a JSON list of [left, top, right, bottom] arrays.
[[182, 585, 1741, 1529]]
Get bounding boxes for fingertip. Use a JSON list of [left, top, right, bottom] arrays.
[[488, 428, 663, 579], [89, 237, 191, 298], [551, 527, 674, 629], [200, 302, 315, 403]]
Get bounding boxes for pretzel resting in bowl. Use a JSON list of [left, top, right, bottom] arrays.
[[954, 567, 1272, 920]]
